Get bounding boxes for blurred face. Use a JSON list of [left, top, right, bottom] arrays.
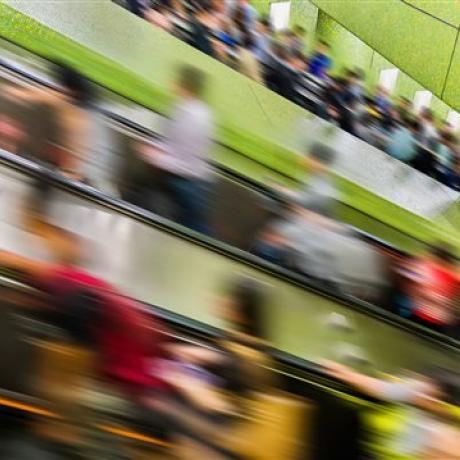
[[213, 294, 240, 329]]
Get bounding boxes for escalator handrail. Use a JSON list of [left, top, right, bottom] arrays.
[[1, 146, 459, 355]]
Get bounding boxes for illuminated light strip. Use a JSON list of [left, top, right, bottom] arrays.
[[0, 397, 58, 418], [96, 424, 171, 448], [0, 397, 171, 448]]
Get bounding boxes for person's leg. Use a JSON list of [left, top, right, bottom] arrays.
[[164, 176, 211, 235]]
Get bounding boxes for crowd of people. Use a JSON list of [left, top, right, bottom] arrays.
[[121, 0, 460, 190]]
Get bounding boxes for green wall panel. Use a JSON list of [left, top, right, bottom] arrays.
[[311, 0, 457, 100], [405, 0, 460, 27]]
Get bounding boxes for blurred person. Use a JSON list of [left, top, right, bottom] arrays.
[[254, 145, 341, 287], [232, 0, 258, 30], [140, 66, 214, 234], [374, 85, 392, 116], [211, 37, 235, 67], [145, 2, 173, 32], [343, 69, 364, 105], [418, 108, 438, 149], [126, 0, 150, 18], [0, 114, 24, 154], [396, 96, 412, 121], [189, 2, 215, 57], [252, 17, 273, 64], [0, 231, 171, 403], [4, 64, 93, 181], [287, 49, 308, 72], [435, 131, 458, 186], [265, 42, 297, 102], [385, 117, 420, 164], [237, 32, 264, 84], [324, 361, 460, 459], [214, 17, 240, 47], [142, 277, 276, 458], [400, 245, 460, 334], [291, 25, 306, 53], [308, 40, 332, 79]]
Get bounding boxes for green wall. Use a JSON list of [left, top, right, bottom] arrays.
[[314, 9, 453, 120], [311, 0, 460, 113]]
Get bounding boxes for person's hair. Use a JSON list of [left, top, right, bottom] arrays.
[[318, 39, 330, 48], [408, 117, 420, 132], [177, 65, 206, 97], [292, 49, 305, 61], [228, 277, 266, 339], [441, 131, 456, 145], [272, 41, 288, 60], [309, 143, 337, 166], [354, 68, 365, 80], [54, 63, 93, 106], [399, 96, 410, 105], [260, 16, 271, 30], [422, 107, 433, 121], [293, 25, 305, 36], [242, 31, 255, 49], [345, 68, 358, 79]]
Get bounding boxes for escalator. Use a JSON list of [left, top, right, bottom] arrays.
[[0, 42, 459, 375]]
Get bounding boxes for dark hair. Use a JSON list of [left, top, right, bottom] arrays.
[[318, 39, 330, 48], [309, 143, 337, 165], [52, 288, 102, 346], [293, 25, 305, 35], [54, 63, 93, 107], [259, 16, 272, 32], [441, 131, 456, 144], [409, 117, 420, 132], [229, 277, 266, 339], [242, 31, 255, 49], [177, 65, 206, 97]]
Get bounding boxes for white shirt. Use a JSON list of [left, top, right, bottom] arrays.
[[156, 98, 214, 181]]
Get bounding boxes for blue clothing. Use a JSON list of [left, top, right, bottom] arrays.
[[385, 127, 418, 163], [308, 53, 331, 79], [375, 95, 391, 114], [215, 31, 238, 48], [163, 175, 211, 235], [436, 144, 453, 168]]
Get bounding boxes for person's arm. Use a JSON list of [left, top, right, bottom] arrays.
[[165, 343, 226, 366], [4, 84, 62, 108], [323, 361, 389, 400]]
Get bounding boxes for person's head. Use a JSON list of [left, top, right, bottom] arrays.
[[407, 117, 420, 134], [441, 131, 456, 148], [241, 31, 255, 49], [218, 277, 266, 339], [257, 17, 271, 34], [421, 107, 434, 123], [290, 49, 307, 71], [376, 85, 388, 97], [354, 68, 365, 82], [54, 63, 93, 107], [176, 65, 207, 99], [398, 96, 411, 110], [272, 41, 288, 61], [345, 69, 358, 85], [307, 143, 337, 174], [315, 39, 330, 55], [293, 25, 305, 39]]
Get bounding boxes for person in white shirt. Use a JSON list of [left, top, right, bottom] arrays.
[[141, 66, 214, 234]]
